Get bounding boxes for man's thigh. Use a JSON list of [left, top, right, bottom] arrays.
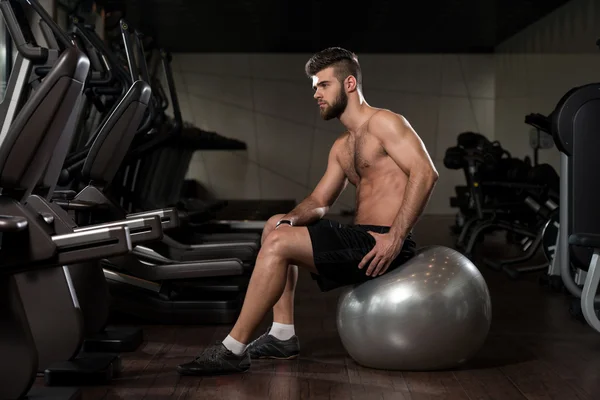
[[264, 225, 318, 274], [307, 223, 376, 285], [262, 219, 376, 284]]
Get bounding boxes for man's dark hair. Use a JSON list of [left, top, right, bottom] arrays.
[[305, 47, 362, 89]]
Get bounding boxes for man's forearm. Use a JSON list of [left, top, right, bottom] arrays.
[[281, 196, 329, 226], [389, 170, 438, 240]]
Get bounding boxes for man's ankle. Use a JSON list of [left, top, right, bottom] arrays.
[[269, 321, 295, 340], [222, 335, 248, 355]]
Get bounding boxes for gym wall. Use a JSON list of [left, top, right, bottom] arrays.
[[169, 53, 494, 215], [494, 0, 600, 171]]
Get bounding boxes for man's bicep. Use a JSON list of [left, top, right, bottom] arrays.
[[310, 145, 348, 207]]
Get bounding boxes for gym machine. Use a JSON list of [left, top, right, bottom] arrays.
[[0, 2, 142, 397], [482, 115, 560, 279], [0, 0, 162, 388], [544, 81, 600, 333], [36, 12, 254, 324]]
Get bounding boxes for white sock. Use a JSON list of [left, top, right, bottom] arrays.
[[222, 335, 247, 355], [269, 322, 295, 341]]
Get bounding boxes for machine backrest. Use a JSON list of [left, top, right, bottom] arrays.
[[0, 47, 89, 200], [81, 80, 151, 187]]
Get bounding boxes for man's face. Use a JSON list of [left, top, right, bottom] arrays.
[[312, 67, 348, 120]]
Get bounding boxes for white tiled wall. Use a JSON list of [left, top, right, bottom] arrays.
[[172, 52, 495, 216], [494, 0, 600, 171]]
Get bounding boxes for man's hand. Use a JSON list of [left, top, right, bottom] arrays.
[[358, 232, 404, 277]]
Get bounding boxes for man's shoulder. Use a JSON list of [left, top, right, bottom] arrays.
[[369, 108, 406, 127], [333, 131, 350, 146], [368, 109, 411, 140]]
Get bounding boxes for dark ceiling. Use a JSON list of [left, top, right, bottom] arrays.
[[88, 0, 573, 53]]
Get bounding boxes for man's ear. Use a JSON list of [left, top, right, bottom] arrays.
[[345, 75, 357, 92]]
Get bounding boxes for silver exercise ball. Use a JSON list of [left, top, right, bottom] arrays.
[[336, 245, 492, 371]]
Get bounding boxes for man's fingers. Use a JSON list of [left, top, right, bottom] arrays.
[[378, 260, 392, 276], [371, 257, 387, 276], [363, 255, 377, 273], [359, 249, 376, 269], [366, 255, 383, 276]]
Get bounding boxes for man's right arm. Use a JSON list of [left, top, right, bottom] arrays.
[[279, 140, 348, 227]]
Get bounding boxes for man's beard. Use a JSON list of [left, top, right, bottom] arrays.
[[320, 87, 348, 120]]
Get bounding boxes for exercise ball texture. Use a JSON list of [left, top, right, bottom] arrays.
[[336, 245, 491, 371]]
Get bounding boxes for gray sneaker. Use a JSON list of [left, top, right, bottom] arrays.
[[247, 329, 300, 360], [177, 342, 251, 376]]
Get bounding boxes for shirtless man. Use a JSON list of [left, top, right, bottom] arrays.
[[177, 47, 439, 376]]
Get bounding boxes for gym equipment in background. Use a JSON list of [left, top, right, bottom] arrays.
[[443, 110, 560, 281], [42, 13, 260, 325], [445, 133, 558, 260], [547, 80, 600, 333], [0, 0, 148, 395], [482, 113, 561, 280]]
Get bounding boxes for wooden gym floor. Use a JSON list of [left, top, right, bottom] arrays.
[[37, 215, 600, 399]]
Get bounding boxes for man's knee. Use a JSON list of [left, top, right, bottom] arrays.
[[262, 228, 294, 258], [260, 227, 317, 273], [262, 213, 286, 243]]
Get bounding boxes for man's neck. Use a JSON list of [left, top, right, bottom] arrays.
[[339, 102, 376, 134]]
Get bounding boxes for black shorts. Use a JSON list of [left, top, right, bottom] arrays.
[[306, 219, 417, 292]]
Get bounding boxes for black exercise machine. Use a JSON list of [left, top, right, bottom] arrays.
[[33, 13, 254, 324], [547, 81, 600, 333], [0, 0, 165, 388], [0, 0, 142, 396]]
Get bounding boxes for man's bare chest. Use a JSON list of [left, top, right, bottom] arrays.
[[339, 133, 386, 184]]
